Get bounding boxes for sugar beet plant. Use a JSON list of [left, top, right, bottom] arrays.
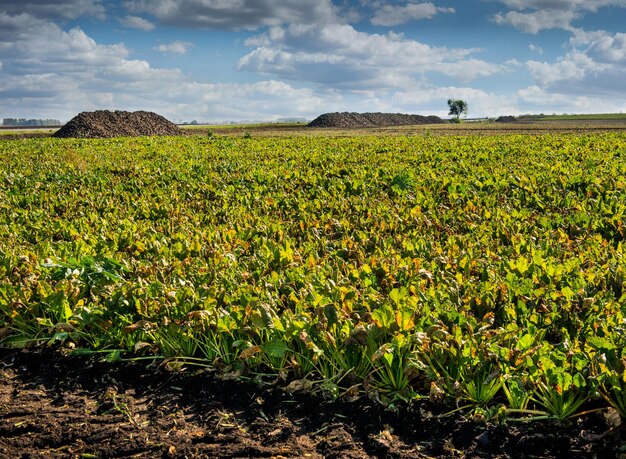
[[1, 133, 626, 419]]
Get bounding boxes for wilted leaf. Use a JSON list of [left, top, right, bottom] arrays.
[[605, 407, 622, 428], [285, 379, 314, 393]]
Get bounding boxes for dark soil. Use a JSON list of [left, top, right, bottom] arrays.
[[1, 349, 624, 458], [308, 113, 444, 128], [495, 116, 517, 123], [53, 110, 183, 138]]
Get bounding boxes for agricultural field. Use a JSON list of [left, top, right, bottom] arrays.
[[190, 118, 626, 138], [522, 113, 626, 121], [0, 127, 59, 139], [2, 131, 626, 457]]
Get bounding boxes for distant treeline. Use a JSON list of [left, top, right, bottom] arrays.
[[3, 118, 62, 126]]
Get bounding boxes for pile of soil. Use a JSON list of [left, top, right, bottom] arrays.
[[1, 348, 622, 458], [309, 112, 444, 128], [53, 110, 182, 138], [495, 115, 517, 123]]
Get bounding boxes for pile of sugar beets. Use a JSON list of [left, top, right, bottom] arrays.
[[54, 110, 182, 138], [54, 109, 446, 138], [308, 112, 444, 128]]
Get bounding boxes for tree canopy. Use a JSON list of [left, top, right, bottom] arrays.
[[447, 99, 468, 119]]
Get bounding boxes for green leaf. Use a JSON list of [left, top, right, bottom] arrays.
[[372, 304, 395, 329], [587, 336, 616, 351], [262, 340, 289, 359], [517, 333, 535, 351], [515, 257, 530, 274]]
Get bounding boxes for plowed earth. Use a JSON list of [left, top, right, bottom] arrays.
[[1, 349, 624, 458]]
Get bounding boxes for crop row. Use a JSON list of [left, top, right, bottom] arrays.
[[1, 133, 626, 420]]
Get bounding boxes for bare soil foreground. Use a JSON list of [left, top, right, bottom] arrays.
[[1, 349, 624, 458]]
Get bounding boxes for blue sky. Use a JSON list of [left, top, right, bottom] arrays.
[[1, 0, 625, 122]]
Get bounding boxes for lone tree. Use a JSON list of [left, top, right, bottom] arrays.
[[447, 99, 468, 119]]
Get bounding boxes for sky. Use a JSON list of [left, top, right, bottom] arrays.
[[0, 0, 625, 123]]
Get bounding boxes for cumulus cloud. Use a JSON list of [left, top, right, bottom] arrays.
[[119, 15, 156, 31], [527, 53, 590, 86], [0, 11, 182, 119], [489, 0, 626, 107], [569, 28, 610, 46], [492, 0, 626, 33], [493, 9, 577, 34], [184, 80, 329, 120], [239, 23, 506, 88], [587, 32, 626, 63], [123, 0, 340, 30], [526, 30, 626, 97], [516, 85, 625, 114], [389, 85, 519, 117], [529, 43, 543, 54], [0, 13, 129, 75], [0, 0, 106, 20], [0, 8, 513, 122], [0, 10, 337, 122], [435, 59, 509, 82], [495, 0, 626, 11], [371, 2, 455, 26], [154, 41, 193, 55], [2, 1, 622, 123]]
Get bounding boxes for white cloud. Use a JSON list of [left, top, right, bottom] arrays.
[[492, 0, 626, 33], [391, 78, 626, 119], [0, 1, 106, 20], [492, 9, 577, 34], [154, 41, 193, 55], [587, 32, 626, 63], [527, 53, 590, 86], [569, 28, 609, 46], [390, 85, 519, 118], [239, 23, 506, 88], [124, 0, 340, 30], [119, 15, 156, 31], [371, 2, 455, 26], [185, 80, 328, 120], [0, 10, 512, 123], [436, 59, 508, 82], [525, 30, 626, 98], [489, 0, 626, 107], [529, 43, 543, 54], [505, 58, 522, 66], [0, 12, 182, 118], [495, 0, 626, 12], [516, 85, 625, 114], [0, 11, 339, 122], [3, 2, 622, 124], [0, 13, 129, 74]]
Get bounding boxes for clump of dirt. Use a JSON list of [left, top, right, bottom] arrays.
[[495, 115, 517, 123], [53, 110, 183, 138], [309, 112, 444, 128]]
